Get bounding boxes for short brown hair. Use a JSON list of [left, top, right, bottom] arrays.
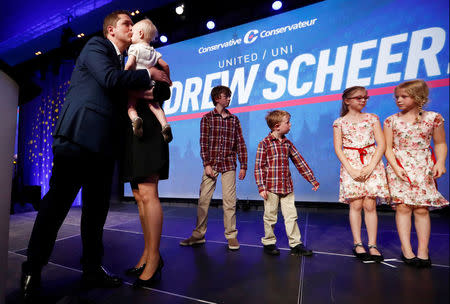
[[103, 10, 131, 38], [395, 79, 429, 111], [211, 85, 231, 105], [265, 110, 291, 130]]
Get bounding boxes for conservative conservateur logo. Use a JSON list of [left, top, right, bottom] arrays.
[[243, 29, 259, 44]]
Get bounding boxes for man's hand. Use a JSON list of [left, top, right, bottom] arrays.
[[148, 67, 170, 84], [259, 190, 268, 200], [238, 169, 246, 180]]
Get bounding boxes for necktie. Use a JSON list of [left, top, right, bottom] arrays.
[[118, 54, 124, 70]]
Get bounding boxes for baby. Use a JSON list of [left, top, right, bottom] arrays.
[[125, 18, 173, 142]]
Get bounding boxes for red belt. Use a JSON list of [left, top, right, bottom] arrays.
[[343, 143, 375, 164], [394, 146, 437, 188]]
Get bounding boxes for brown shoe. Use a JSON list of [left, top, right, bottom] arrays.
[[161, 124, 173, 143], [228, 238, 240, 250], [132, 117, 143, 138], [179, 235, 206, 246]]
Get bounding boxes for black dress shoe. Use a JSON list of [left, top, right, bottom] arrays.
[[368, 244, 384, 263], [81, 266, 123, 289], [125, 264, 146, 276], [263, 244, 280, 256], [20, 262, 41, 301], [290, 244, 313, 256], [416, 257, 432, 268], [401, 253, 419, 267], [352, 243, 370, 261], [133, 256, 164, 289], [21, 272, 41, 301]]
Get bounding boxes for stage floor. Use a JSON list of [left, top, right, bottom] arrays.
[[6, 202, 450, 304]]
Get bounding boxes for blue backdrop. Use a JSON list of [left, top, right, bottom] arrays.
[[125, 0, 449, 202], [17, 0, 449, 204]]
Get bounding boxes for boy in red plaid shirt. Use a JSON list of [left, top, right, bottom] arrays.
[[180, 86, 247, 250], [254, 110, 319, 256]]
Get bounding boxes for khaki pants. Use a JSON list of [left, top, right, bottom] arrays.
[[261, 192, 302, 247], [192, 169, 238, 240]]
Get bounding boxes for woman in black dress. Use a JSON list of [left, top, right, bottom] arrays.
[[123, 93, 169, 288]]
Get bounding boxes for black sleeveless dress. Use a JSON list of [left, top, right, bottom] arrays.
[[122, 99, 169, 182]]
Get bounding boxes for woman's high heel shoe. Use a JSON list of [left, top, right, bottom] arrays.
[[133, 255, 164, 288], [125, 264, 146, 276]]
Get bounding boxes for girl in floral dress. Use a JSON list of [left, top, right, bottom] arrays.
[[384, 79, 448, 268], [333, 86, 390, 262]]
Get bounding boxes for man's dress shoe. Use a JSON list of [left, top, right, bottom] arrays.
[[81, 266, 123, 289]]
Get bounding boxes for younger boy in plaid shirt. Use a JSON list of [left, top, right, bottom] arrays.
[[180, 85, 247, 250], [254, 110, 319, 256]]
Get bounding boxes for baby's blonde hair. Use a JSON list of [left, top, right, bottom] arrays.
[[133, 18, 158, 42], [265, 110, 290, 130], [395, 79, 429, 112]]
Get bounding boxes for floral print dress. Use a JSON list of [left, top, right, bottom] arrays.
[[333, 113, 390, 203], [384, 111, 449, 208]]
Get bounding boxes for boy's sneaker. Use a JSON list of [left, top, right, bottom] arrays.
[[227, 238, 240, 250], [179, 236, 206, 246], [132, 117, 143, 138], [263, 244, 280, 256], [161, 124, 173, 143], [290, 244, 313, 256]]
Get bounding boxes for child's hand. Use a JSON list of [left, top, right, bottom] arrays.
[[348, 168, 362, 181], [432, 162, 447, 178], [259, 191, 268, 200], [393, 166, 410, 182], [238, 169, 246, 180], [360, 165, 374, 181], [205, 165, 215, 179]]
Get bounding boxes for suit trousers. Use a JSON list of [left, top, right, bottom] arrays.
[[26, 143, 114, 272], [192, 169, 238, 240], [261, 191, 302, 248]]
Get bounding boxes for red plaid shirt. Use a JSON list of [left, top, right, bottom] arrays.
[[254, 133, 319, 194], [200, 108, 247, 173]]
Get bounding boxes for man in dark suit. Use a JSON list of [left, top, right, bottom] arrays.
[[21, 10, 169, 299]]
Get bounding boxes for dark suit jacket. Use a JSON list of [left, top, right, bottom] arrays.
[[53, 36, 150, 157]]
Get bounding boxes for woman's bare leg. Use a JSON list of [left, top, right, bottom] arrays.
[[137, 176, 163, 280]]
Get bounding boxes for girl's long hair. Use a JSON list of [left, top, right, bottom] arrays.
[[340, 86, 366, 117]]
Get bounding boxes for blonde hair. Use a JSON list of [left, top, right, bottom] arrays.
[[133, 18, 158, 42], [265, 110, 291, 130], [395, 79, 429, 112]]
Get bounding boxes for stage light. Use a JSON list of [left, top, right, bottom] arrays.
[[77, 33, 85, 38], [131, 12, 135, 16], [175, 4, 184, 15], [135, 10, 140, 14], [206, 20, 215, 30], [160, 35, 168, 43], [272, 1, 282, 10], [35, 51, 42, 56]]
